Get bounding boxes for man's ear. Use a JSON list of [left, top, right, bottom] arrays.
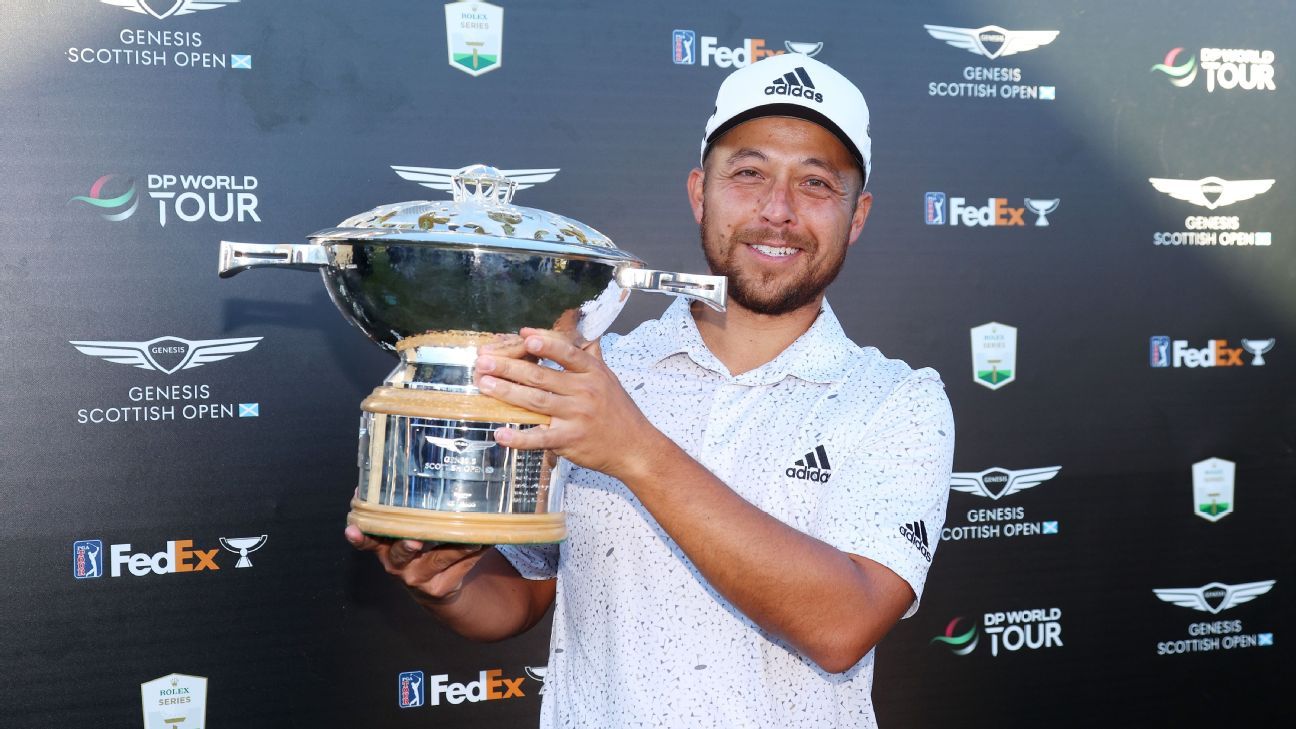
[[687, 167, 705, 224], [847, 190, 872, 247]]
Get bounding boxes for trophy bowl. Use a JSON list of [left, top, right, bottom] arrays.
[[217, 165, 726, 544]]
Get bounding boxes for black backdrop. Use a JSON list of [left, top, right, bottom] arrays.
[[1, 1, 1292, 727]]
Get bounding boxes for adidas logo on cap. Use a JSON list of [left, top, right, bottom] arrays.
[[765, 66, 824, 103], [786, 444, 832, 482], [899, 520, 933, 562]]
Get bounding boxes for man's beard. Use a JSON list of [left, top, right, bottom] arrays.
[[700, 212, 850, 316]]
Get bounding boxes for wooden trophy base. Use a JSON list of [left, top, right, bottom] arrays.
[[348, 498, 567, 545], [353, 384, 566, 545]]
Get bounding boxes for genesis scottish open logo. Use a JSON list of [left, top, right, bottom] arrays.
[[1152, 580, 1276, 655], [1152, 46, 1276, 92], [924, 24, 1058, 101], [71, 2, 253, 71], [945, 466, 1062, 543], [671, 30, 822, 68], [1149, 176, 1274, 247], [70, 335, 264, 425]]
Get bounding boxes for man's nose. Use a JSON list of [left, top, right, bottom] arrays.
[[758, 180, 797, 226]]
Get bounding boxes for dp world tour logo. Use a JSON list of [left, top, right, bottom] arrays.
[[102, 0, 238, 20], [931, 617, 979, 655], [1152, 48, 1198, 87], [69, 175, 138, 221]]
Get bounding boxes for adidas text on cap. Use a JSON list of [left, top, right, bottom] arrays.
[[701, 54, 872, 186]]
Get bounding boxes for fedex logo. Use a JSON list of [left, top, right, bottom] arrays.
[[109, 540, 221, 576], [425, 669, 526, 706], [1149, 337, 1245, 368], [948, 197, 1026, 226]]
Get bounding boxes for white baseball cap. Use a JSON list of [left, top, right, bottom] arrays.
[[701, 53, 872, 186]]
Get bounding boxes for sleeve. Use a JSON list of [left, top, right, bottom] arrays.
[[810, 368, 955, 619], [495, 543, 560, 580]]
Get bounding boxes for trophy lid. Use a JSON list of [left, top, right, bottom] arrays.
[[309, 164, 639, 263]]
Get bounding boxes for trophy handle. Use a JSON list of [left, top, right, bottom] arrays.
[[218, 241, 329, 278], [616, 267, 727, 312]]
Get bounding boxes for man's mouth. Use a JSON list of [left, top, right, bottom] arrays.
[[748, 243, 799, 258]]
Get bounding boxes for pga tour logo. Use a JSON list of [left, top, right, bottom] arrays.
[[398, 671, 424, 708], [73, 540, 104, 579]]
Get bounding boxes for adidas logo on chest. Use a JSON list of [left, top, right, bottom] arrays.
[[786, 444, 833, 483]]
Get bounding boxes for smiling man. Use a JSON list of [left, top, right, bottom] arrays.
[[347, 53, 954, 728]]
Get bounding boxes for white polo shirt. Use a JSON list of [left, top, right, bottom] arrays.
[[499, 297, 954, 728]]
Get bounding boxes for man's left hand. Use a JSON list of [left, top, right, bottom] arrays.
[[474, 328, 665, 480]]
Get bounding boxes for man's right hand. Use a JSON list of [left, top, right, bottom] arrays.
[[345, 525, 556, 642], [345, 525, 488, 603]]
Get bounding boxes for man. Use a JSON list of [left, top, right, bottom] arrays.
[[347, 53, 954, 728]]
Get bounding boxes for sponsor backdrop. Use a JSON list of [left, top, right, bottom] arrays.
[[0, 0, 1291, 727]]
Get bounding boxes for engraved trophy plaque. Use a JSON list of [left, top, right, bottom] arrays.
[[217, 165, 726, 544]]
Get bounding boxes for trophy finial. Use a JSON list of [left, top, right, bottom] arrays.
[[451, 164, 517, 206]]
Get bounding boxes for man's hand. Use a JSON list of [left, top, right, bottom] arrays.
[[344, 525, 488, 603], [475, 328, 670, 481]]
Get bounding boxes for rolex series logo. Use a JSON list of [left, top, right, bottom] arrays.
[[786, 445, 832, 482]]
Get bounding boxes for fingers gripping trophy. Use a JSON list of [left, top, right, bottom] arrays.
[[218, 165, 726, 544]]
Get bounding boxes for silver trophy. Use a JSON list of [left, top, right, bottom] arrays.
[[217, 165, 726, 544], [1240, 338, 1275, 366]]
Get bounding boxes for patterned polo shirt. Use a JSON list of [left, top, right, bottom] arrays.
[[498, 297, 954, 728]]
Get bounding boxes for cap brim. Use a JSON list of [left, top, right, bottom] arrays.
[[704, 102, 865, 178]]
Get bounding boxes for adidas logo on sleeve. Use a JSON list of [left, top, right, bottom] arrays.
[[786, 444, 833, 482], [899, 520, 933, 562], [765, 66, 824, 102]]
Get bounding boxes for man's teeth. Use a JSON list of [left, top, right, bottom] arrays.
[[750, 244, 797, 257]]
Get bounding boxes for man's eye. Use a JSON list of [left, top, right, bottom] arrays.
[[735, 169, 761, 177]]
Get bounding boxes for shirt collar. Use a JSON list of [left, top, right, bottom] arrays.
[[640, 297, 857, 385]]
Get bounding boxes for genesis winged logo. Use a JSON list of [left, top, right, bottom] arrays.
[[426, 435, 496, 454], [1148, 177, 1275, 210], [1153, 580, 1275, 614], [391, 165, 559, 192], [950, 466, 1062, 500], [101, 0, 240, 20], [70, 336, 262, 375], [924, 24, 1059, 60]]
